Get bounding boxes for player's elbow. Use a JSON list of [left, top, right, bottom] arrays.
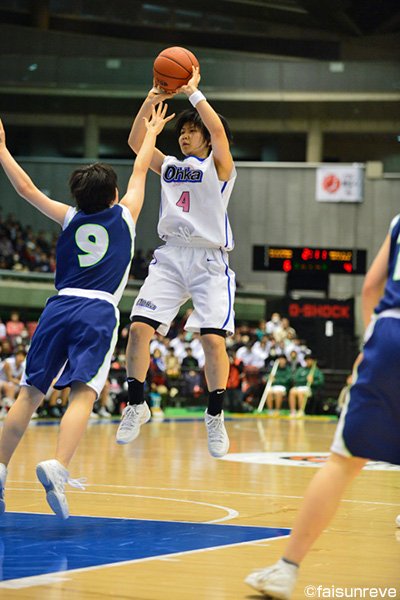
[[361, 278, 381, 303], [18, 180, 36, 199], [127, 136, 140, 156]]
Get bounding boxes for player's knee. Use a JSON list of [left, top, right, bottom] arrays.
[[129, 321, 154, 345], [201, 333, 227, 358]]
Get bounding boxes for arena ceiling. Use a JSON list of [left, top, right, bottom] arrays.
[[1, 0, 399, 60]]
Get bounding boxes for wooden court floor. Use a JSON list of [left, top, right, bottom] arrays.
[[0, 415, 399, 599]]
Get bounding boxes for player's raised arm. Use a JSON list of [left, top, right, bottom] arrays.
[[361, 233, 390, 328], [0, 119, 69, 225], [121, 103, 175, 223], [127, 86, 174, 175], [178, 67, 234, 181]]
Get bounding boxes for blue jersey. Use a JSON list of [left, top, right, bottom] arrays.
[[55, 204, 135, 304], [375, 214, 400, 315]]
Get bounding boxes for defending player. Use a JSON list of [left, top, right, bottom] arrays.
[[0, 103, 174, 519], [245, 217, 400, 597], [116, 67, 236, 458]]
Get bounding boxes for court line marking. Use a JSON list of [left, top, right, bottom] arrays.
[[8, 481, 400, 507], [0, 534, 290, 590], [4, 488, 238, 523]]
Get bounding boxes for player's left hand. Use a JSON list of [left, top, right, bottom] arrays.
[[177, 66, 201, 97], [143, 102, 175, 135]]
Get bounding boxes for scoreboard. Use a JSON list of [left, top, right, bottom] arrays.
[[253, 245, 367, 275]]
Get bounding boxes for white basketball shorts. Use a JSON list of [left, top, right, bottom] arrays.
[[131, 244, 235, 336]]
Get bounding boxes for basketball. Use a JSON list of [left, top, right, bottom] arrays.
[[153, 46, 199, 93]]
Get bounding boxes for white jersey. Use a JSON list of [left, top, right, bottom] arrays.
[[158, 152, 236, 250]]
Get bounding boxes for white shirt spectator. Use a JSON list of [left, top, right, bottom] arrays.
[[251, 340, 270, 369], [236, 345, 259, 367], [266, 312, 282, 336], [189, 336, 205, 369]]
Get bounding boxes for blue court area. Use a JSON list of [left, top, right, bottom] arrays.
[[0, 512, 290, 581]]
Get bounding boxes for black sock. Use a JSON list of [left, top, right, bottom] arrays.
[[282, 557, 299, 568], [127, 378, 145, 405], [207, 389, 225, 416]]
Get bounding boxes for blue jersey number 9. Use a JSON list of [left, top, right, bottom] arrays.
[[75, 224, 109, 267]]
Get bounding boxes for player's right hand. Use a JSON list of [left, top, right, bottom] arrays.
[[148, 83, 176, 104]]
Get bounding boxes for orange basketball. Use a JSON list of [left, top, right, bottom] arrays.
[[153, 46, 199, 93]]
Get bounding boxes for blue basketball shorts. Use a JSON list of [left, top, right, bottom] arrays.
[[22, 295, 119, 396], [332, 316, 400, 465]]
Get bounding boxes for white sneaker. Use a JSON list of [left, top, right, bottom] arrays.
[[116, 403, 151, 444], [0, 408, 7, 420], [296, 410, 305, 418], [204, 410, 230, 458], [245, 559, 298, 600], [97, 406, 112, 418], [0, 463, 7, 515], [36, 459, 86, 519]]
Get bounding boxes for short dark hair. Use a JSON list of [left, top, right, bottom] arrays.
[[175, 109, 233, 154], [69, 163, 117, 214]]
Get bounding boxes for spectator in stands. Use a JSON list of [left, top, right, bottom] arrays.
[[189, 333, 205, 368], [181, 346, 199, 371], [236, 338, 259, 367], [266, 355, 292, 415], [45, 385, 69, 419], [0, 319, 6, 341], [148, 349, 166, 387], [0, 348, 26, 417], [251, 335, 271, 369], [182, 369, 203, 399], [165, 347, 181, 380], [6, 311, 25, 344], [149, 333, 168, 358], [0, 339, 12, 359], [274, 317, 296, 344], [169, 331, 187, 363], [287, 349, 301, 374], [95, 380, 113, 419], [225, 350, 244, 412], [266, 312, 281, 336], [289, 355, 324, 417], [0, 235, 13, 267], [284, 336, 305, 361], [255, 319, 267, 341]]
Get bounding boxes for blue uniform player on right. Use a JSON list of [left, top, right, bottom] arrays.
[[246, 215, 400, 598], [0, 103, 173, 519]]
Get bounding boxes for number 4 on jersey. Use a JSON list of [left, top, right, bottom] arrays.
[[176, 191, 190, 213]]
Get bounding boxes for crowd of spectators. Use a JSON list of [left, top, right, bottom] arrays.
[[0, 307, 326, 418], [0, 211, 153, 280], [0, 212, 57, 273], [0, 215, 327, 417], [110, 311, 325, 417]]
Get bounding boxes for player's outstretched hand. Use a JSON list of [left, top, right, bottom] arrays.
[[144, 102, 175, 136], [0, 119, 6, 150], [177, 66, 201, 97]]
